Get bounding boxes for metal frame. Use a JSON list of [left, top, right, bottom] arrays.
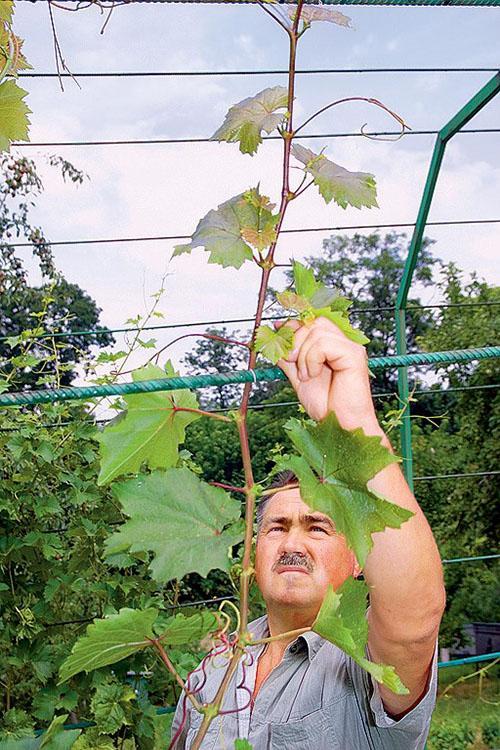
[[395, 72, 500, 490]]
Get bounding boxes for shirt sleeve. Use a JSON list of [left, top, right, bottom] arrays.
[[368, 640, 438, 731], [345, 641, 438, 750]]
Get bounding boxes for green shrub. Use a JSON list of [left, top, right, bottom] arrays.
[[427, 722, 475, 750], [482, 717, 500, 749]]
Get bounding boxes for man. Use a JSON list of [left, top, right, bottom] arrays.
[[171, 317, 446, 749]]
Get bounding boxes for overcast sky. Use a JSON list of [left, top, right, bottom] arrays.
[[11, 1, 500, 374]]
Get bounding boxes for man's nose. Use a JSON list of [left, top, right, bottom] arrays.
[[279, 527, 307, 554]]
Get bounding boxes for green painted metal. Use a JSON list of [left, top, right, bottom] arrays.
[[442, 554, 500, 564], [395, 72, 500, 490], [438, 652, 500, 668], [0, 346, 499, 408]]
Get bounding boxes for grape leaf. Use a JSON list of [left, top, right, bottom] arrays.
[[291, 144, 378, 210], [91, 683, 136, 735], [289, 6, 352, 28], [0, 79, 31, 152], [279, 414, 412, 566], [41, 714, 81, 750], [104, 468, 244, 582], [0, 2, 14, 23], [313, 579, 408, 694], [0, 26, 32, 76], [254, 325, 294, 364], [58, 608, 158, 684], [97, 361, 200, 486], [173, 189, 278, 268], [211, 86, 288, 155], [157, 610, 221, 645], [276, 261, 368, 345]]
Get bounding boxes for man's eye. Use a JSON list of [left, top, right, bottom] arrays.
[[310, 526, 327, 533], [269, 526, 285, 532]]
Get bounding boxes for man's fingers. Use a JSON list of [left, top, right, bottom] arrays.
[[273, 319, 300, 331], [276, 357, 300, 390]]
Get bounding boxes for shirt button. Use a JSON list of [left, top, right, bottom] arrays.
[[289, 644, 298, 654]]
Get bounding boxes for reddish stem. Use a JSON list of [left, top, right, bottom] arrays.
[[149, 638, 201, 711]]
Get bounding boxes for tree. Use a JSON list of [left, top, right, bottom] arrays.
[[0, 154, 114, 388]]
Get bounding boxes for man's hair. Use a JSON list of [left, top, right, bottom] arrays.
[[256, 470, 298, 531]]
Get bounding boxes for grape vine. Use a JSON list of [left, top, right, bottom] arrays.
[[55, 4, 414, 750]]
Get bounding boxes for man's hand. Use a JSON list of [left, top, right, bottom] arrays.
[[277, 317, 381, 435]]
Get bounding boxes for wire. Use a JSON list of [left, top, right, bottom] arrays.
[[442, 554, 500, 564], [1, 299, 499, 344], [7, 218, 500, 250], [414, 470, 500, 481], [18, 67, 500, 79], [12, 127, 499, 148], [1, 382, 499, 433]]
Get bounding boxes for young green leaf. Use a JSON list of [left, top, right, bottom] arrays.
[[211, 86, 288, 155], [0, 1, 14, 23], [289, 6, 352, 27], [0, 79, 31, 152], [276, 261, 367, 345], [105, 468, 244, 582], [173, 189, 278, 268], [234, 741, 253, 750], [254, 325, 294, 364], [58, 608, 158, 684], [280, 414, 413, 566], [312, 579, 408, 694], [291, 144, 377, 210], [97, 361, 200, 485]]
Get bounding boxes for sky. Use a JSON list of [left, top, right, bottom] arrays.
[[10, 1, 500, 375]]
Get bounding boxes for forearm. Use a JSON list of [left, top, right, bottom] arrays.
[[334, 403, 445, 643]]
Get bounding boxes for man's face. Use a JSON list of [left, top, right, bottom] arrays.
[[254, 488, 360, 617]]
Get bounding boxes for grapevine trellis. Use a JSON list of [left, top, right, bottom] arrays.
[[1, 0, 499, 746]]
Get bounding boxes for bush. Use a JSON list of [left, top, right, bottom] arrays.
[[482, 717, 500, 749], [427, 722, 475, 750]]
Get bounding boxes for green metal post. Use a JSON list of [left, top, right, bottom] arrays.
[[395, 73, 500, 489]]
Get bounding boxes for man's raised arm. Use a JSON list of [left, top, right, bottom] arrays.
[[277, 317, 446, 718]]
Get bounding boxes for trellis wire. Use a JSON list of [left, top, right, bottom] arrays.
[[6, 217, 500, 250], [2, 299, 498, 343], [1, 382, 499, 434], [18, 67, 500, 78], [1, 347, 498, 407], [12, 127, 499, 149]]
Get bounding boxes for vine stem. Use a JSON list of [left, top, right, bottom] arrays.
[[248, 626, 311, 647], [149, 331, 250, 367], [149, 638, 202, 712], [190, 5, 305, 749], [261, 482, 299, 497], [171, 405, 232, 423]]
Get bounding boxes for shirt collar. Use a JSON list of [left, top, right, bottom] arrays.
[[247, 614, 324, 662]]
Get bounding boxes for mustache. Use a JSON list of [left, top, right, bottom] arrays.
[[273, 552, 314, 573]]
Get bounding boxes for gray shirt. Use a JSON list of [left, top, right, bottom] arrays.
[[171, 614, 438, 749]]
